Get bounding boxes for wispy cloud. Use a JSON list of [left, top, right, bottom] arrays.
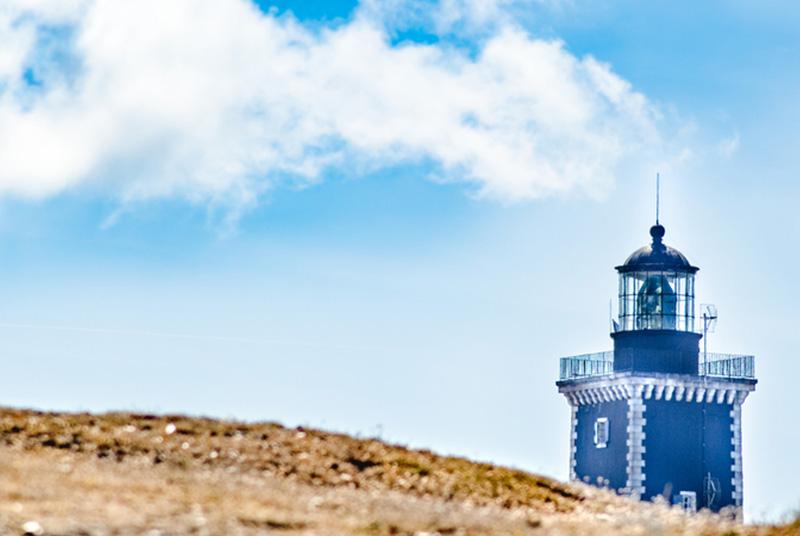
[[0, 0, 662, 213], [717, 132, 740, 159]]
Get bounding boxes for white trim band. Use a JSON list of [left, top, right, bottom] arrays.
[[559, 373, 754, 407]]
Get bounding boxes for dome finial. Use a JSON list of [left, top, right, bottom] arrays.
[[650, 223, 666, 251]]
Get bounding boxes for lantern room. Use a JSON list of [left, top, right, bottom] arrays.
[[616, 224, 698, 333]]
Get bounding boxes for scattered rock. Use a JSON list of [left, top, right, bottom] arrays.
[[21, 520, 43, 536]]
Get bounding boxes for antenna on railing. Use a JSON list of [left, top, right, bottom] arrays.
[[701, 304, 718, 372]]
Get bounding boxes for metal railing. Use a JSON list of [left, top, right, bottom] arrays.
[[559, 351, 614, 380], [558, 351, 755, 381], [700, 353, 755, 379]]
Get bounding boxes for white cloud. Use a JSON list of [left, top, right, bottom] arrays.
[[717, 132, 740, 159], [0, 0, 662, 211]]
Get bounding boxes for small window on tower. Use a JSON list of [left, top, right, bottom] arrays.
[[594, 417, 609, 448], [678, 491, 697, 513]]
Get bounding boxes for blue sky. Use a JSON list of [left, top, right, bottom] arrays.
[[0, 0, 798, 522]]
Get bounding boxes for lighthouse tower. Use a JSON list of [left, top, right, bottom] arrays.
[[556, 222, 756, 514]]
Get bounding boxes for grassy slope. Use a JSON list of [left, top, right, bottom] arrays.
[[0, 408, 791, 535]]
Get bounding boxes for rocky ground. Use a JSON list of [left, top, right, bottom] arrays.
[[0, 408, 795, 535]]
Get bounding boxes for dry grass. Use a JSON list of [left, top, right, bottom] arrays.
[[0, 408, 792, 535]]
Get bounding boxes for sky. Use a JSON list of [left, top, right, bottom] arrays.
[[0, 0, 798, 522]]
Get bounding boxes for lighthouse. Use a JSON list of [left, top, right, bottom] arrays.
[[556, 222, 756, 514]]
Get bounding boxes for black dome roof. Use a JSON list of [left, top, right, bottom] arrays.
[[617, 224, 698, 273]]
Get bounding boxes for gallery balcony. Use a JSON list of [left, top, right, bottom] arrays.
[[558, 351, 755, 381]]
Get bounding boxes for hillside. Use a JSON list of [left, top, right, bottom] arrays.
[[0, 408, 792, 535]]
